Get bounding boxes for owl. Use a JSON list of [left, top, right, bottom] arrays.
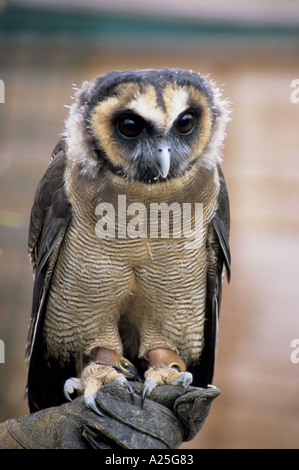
[[25, 68, 231, 414]]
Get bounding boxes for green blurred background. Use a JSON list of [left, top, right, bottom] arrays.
[[0, 0, 299, 448]]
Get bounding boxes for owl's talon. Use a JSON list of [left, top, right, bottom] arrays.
[[64, 360, 138, 414], [141, 365, 193, 407], [170, 371, 193, 393], [84, 392, 104, 417], [64, 377, 82, 401], [119, 362, 143, 383], [141, 379, 157, 407], [113, 375, 135, 401]]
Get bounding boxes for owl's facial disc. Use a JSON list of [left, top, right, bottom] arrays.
[[88, 80, 214, 182]]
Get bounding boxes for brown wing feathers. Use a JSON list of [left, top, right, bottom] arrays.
[[26, 140, 73, 411]]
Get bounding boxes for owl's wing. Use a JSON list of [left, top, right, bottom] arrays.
[[25, 139, 74, 412], [189, 165, 231, 387]]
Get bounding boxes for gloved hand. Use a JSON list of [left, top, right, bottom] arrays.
[[0, 382, 220, 449]]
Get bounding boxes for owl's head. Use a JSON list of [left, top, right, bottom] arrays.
[[64, 68, 230, 182]]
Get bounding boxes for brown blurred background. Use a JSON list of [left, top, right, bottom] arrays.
[[0, 0, 299, 449]]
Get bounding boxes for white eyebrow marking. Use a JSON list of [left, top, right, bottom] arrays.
[[127, 85, 189, 131], [164, 87, 189, 130], [129, 93, 165, 128]]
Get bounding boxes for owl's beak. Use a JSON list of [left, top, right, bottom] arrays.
[[155, 145, 171, 179]]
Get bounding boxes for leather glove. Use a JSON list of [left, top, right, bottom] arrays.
[[0, 382, 220, 449]]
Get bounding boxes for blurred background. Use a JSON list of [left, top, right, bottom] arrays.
[[0, 0, 299, 449]]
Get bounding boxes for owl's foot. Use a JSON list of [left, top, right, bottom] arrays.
[[64, 348, 141, 416], [142, 348, 193, 405]]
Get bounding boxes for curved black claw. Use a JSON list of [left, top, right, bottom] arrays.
[[126, 364, 144, 383], [117, 360, 144, 383]]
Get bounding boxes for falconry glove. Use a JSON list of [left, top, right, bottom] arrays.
[[0, 382, 220, 449]]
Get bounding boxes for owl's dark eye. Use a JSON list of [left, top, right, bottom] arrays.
[[118, 116, 145, 138], [175, 112, 196, 135]]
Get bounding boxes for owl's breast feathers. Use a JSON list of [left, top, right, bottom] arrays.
[[26, 139, 228, 367]]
